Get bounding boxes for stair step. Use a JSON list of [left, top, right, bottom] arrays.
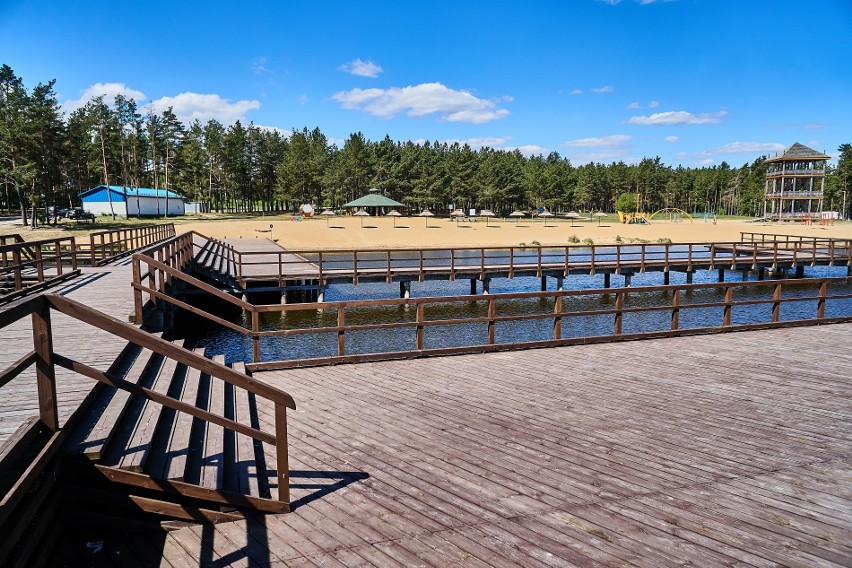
[[231, 362, 261, 499], [68, 345, 157, 461], [159, 348, 205, 481], [200, 355, 226, 491], [118, 340, 185, 472]]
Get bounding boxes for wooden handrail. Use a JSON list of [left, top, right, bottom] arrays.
[[1, 237, 81, 303], [88, 224, 176, 266], [0, 292, 295, 505]]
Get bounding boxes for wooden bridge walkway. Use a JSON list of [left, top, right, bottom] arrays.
[[0, 259, 136, 445], [66, 322, 852, 566]]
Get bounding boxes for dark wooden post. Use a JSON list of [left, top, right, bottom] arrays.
[[536, 247, 542, 278], [132, 257, 143, 325], [32, 298, 59, 431], [386, 250, 392, 284], [640, 244, 646, 273], [252, 310, 260, 362], [817, 281, 827, 319], [274, 403, 290, 506], [418, 250, 424, 282], [723, 287, 733, 326], [553, 294, 563, 340], [12, 248, 22, 291], [671, 287, 680, 331], [337, 307, 345, 356], [415, 303, 425, 350], [772, 283, 782, 322], [34, 245, 44, 283], [614, 292, 624, 335], [486, 298, 496, 344], [70, 237, 78, 271], [352, 251, 358, 285]]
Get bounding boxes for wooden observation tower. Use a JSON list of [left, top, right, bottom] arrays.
[[764, 142, 830, 220]]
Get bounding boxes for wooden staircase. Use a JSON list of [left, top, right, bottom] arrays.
[[61, 338, 286, 526], [192, 237, 237, 287]]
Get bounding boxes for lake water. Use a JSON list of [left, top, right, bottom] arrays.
[[185, 264, 852, 364]]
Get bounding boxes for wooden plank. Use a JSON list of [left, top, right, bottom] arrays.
[[118, 347, 182, 472], [160, 349, 204, 481], [231, 362, 260, 498], [200, 355, 226, 491]]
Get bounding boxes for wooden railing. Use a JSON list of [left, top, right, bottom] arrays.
[[740, 232, 850, 247], [0, 234, 25, 246], [82, 223, 176, 266], [0, 237, 80, 304], [0, 293, 295, 507], [129, 247, 852, 366], [229, 239, 852, 286]]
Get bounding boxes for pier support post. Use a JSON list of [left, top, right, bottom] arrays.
[[718, 268, 725, 283], [470, 279, 477, 295], [400, 281, 411, 299], [795, 265, 805, 279], [481, 278, 491, 295], [686, 271, 693, 284], [623, 273, 632, 287], [742, 269, 749, 281], [317, 289, 324, 303], [604, 273, 611, 288], [556, 276, 564, 291], [541, 276, 548, 291], [758, 267, 765, 280], [663, 271, 670, 285]]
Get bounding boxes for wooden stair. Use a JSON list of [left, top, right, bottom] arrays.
[[192, 239, 236, 287], [62, 339, 285, 525]]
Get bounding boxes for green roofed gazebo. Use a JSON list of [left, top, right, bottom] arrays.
[[342, 188, 405, 215]]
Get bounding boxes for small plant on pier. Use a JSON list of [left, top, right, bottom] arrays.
[[582, 238, 594, 246], [568, 235, 580, 243]]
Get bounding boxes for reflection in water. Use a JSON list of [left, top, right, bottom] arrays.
[[188, 266, 851, 363]]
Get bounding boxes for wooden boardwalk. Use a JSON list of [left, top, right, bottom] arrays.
[[70, 323, 852, 566], [0, 260, 135, 445], [223, 238, 319, 280]]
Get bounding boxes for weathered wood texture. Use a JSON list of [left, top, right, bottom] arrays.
[[0, 260, 136, 447], [139, 323, 852, 567]]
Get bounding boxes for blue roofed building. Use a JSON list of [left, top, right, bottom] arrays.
[[79, 185, 186, 217]]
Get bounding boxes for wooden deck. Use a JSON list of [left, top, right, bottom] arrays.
[[224, 238, 319, 280], [67, 323, 852, 566], [0, 260, 136, 446]]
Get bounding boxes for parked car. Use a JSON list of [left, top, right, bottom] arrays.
[[47, 206, 70, 218], [67, 208, 96, 222]]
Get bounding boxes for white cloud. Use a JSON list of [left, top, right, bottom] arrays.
[[253, 124, 293, 137], [591, 85, 615, 94], [626, 102, 640, 109], [568, 150, 633, 164], [664, 135, 679, 142], [61, 82, 147, 114], [510, 144, 550, 157], [443, 136, 512, 148], [338, 58, 383, 78], [697, 158, 715, 165], [330, 82, 510, 124], [562, 134, 631, 148], [570, 89, 583, 95], [648, 100, 659, 108], [628, 110, 727, 125], [298, 94, 308, 105], [148, 92, 261, 124], [252, 57, 272, 75]]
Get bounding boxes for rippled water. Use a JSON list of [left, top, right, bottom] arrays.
[[186, 263, 851, 363]]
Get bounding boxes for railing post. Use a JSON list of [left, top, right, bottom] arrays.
[[772, 283, 782, 322], [553, 294, 562, 340], [386, 250, 392, 284], [723, 286, 733, 326], [671, 287, 680, 331], [32, 297, 59, 431], [615, 245, 621, 274], [563, 246, 569, 278], [730, 243, 737, 270], [640, 244, 646, 273], [70, 237, 78, 271], [709, 243, 716, 270], [419, 249, 425, 282], [34, 245, 44, 282], [614, 291, 624, 335], [487, 298, 496, 344], [132, 257, 144, 325], [337, 307, 346, 356], [536, 247, 542, 278], [252, 310, 260, 362], [353, 251, 358, 285], [416, 303, 425, 350], [817, 281, 827, 319], [317, 251, 324, 284], [274, 403, 291, 505]]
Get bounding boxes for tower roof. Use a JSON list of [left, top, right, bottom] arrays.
[[765, 142, 830, 163]]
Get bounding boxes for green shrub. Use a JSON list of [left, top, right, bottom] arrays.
[[614, 235, 623, 244], [582, 238, 594, 246], [567, 234, 580, 243], [656, 237, 672, 244], [531, 240, 541, 246]]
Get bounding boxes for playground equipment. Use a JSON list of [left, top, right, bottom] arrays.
[[617, 211, 651, 224], [648, 208, 693, 222]]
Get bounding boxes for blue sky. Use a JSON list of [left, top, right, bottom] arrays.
[[2, 0, 851, 166]]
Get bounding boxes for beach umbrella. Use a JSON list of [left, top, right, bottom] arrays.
[[450, 209, 466, 225], [593, 211, 607, 226], [320, 208, 336, 225], [509, 210, 526, 225], [385, 209, 402, 228], [418, 209, 435, 228], [354, 208, 370, 227], [480, 209, 496, 227], [565, 210, 580, 227], [539, 210, 554, 227]]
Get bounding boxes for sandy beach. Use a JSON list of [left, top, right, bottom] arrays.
[[4, 214, 851, 251], [177, 215, 852, 251]]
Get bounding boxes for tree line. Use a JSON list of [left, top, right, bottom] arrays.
[[2, 64, 850, 226]]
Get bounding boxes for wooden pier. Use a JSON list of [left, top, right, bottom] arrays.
[[65, 323, 852, 566]]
